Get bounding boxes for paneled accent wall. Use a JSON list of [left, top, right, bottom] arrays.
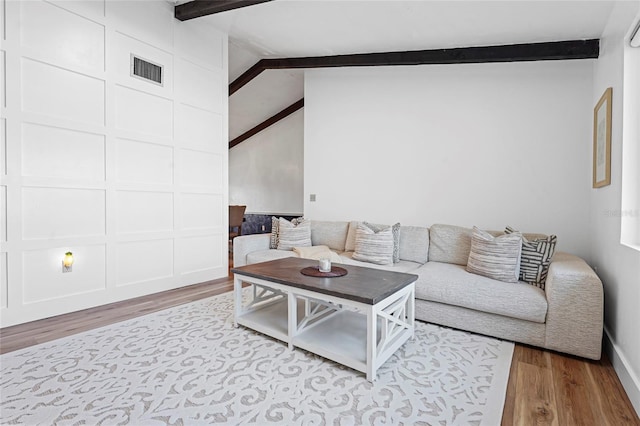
[[0, 0, 228, 327]]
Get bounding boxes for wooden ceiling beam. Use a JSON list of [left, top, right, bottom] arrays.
[[175, 0, 272, 21], [230, 39, 599, 95], [229, 99, 304, 149]]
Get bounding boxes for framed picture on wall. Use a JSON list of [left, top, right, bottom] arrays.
[[593, 87, 612, 188]]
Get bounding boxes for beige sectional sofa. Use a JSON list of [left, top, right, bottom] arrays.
[[233, 220, 604, 360]]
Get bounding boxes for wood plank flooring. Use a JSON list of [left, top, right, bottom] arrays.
[[0, 278, 234, 354], [1, 275, 638, 425], [501, 346, 639, 425]]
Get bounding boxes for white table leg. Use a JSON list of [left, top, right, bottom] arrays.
[[366, 307, 378, 382], [408, 284, 415, 339], [234, 276, 243, 328], [288, 292, 297, 350]]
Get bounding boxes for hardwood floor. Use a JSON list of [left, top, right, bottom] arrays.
[[501, 345, 639, 425], [0, 278, 234, 355], [1, 274, 638, 425]]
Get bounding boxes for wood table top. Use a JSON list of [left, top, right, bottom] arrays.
[[231, 257, 418, 305]]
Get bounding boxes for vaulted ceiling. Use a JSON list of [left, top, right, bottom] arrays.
[[177, 1, 616, 147]]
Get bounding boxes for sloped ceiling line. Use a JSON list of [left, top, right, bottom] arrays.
[[229, 98, 304, 149], [229, 39, 599, 95]]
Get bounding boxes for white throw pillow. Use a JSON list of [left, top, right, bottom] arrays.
[[270, 216, 303, 249]]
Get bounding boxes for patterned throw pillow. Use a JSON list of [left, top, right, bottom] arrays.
[[270, 216, 303, 249], [276, 218, 311, 251], [353, 223, 394, 265], [364, 222, 401, 263], [505, 226, 557, 289], [466, 227, 522, 283]]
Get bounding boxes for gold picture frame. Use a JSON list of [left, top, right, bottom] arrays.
[[593, 87, 612, 188]]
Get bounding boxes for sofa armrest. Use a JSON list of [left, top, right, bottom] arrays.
[[233, 234, 271, 267], [544, 252, 604, 359]]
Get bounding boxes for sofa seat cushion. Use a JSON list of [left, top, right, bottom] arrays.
[[246, 249, 299, 265], [414, 262, 548, 323], [339, 252, 421, 273]]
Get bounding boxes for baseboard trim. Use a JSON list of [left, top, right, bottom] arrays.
[[604, 326, 640, 417]]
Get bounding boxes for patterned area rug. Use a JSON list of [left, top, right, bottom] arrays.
[[1, 290, 513, 425]]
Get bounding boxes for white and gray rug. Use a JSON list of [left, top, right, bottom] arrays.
[[1, 290, 513, 425]]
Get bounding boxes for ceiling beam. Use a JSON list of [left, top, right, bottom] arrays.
[[229, 99, 304, 149], [175, 0, 272, 21], [230, 39, 599, 95]]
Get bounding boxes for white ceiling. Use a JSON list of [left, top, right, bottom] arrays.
[[229, 69, 305, 140], [205, 1, 614, 59], [200, 0, 616, 143]]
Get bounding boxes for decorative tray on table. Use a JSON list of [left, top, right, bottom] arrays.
[[300, 266, 348, 278]]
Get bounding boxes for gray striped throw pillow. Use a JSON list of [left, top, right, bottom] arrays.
[[353, 222, 394, 265], [364, 221, 401, 263], [466, 226, 522, 283], [277, 218, 311, 251]]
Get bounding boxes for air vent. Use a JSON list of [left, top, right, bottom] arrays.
[[130, 54, 163, 86]]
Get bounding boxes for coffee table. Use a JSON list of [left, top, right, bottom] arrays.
[[231, 257, 417, 381]]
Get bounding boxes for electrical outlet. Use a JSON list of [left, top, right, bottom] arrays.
[[310, 194, 316, 202]]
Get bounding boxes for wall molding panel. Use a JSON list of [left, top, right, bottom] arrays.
[[114, 84, 173, 139], [22, 122, 106, 181], [0, 185, 6, 243], [20, 0, 105, 75], [1, 51, 6, 108], [21, 57, 106, 127], [0, 118, 5, 175], [22, 187, 106, 240], [0, 252, 7, 309], [115, 137, 173, 185], [116, 239, 173, 287], [22, 244, 107, 304], [0, 0, 6, 42], [0, 0, 228, 327]]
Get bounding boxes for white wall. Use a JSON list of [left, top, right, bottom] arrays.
[[228, 41, 305, 216], [304, 61, 593, 258], [229, 110, 304, 215], [0, 0, 228, 326], [591, 1, 640, 414]]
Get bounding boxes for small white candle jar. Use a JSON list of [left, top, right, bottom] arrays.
[[319, 258, 331, 273]]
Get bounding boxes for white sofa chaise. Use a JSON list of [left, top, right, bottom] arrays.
[[233, 221, 603, 360]]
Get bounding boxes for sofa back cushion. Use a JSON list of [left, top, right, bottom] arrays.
[[428, 224, 473, 265], [345, 221, 359, 252], [399, 226, 430, 264], [310, 220, 349, 251], [487, 229, 548, 242]]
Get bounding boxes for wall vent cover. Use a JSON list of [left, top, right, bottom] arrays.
[[130, 54, 163, 86]]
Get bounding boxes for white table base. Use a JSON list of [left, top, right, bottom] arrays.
[[233, 274, 415, 381]]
